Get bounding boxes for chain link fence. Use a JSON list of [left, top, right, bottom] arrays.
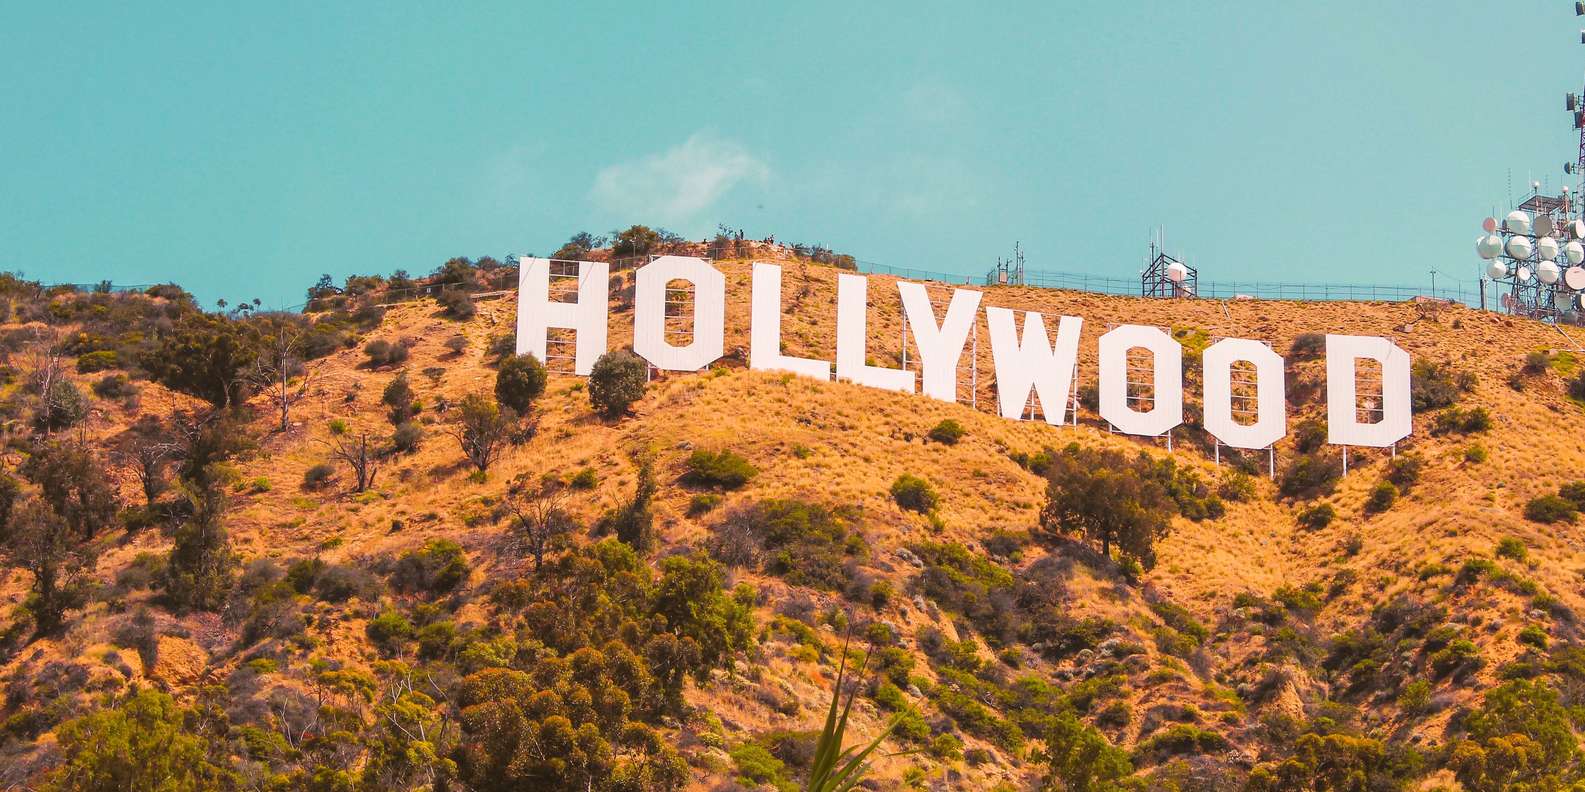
[[856, 261, 1480, 307]]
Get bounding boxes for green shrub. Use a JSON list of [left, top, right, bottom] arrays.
[[1293, 419, 1328, 453], [1464, 444, 1488, 464], [1559, 481, 1585, 511], [1217, 470, 1257, 502], [494, 353, 548, 415], [890, 474, 938, 513], [928, 419, 966, 445], [1278, 453, 1342, 500], [1289, 333, 1326, 359], [391, 421, 422, 453], [1296, 502, 1336, 530], [910, 541, 1020, 645], [75, 350, 119, 373], [1525, 495, 1577, 524], [688, 493, 723, 516], [391, 539, 470, 595], [1433, 406, 1492, 435], [1397, 679, 1432, 714], [362, 338, 410, 368], [382, 371, 417, 425], [685, 449, 758, 489], [1519, 625, 1549, 650], [1430, 638, 1481, 677], [569, 467, 598, 489], [327, 418, 347, 435], [1137, 724, 1230, 759], [713, 500, 865, 591], [35, 378, 90, 432], [1451, 680, 1576, 791], [1411, 360, 1472, 411], [302, 463, 335, 490], [1496, 536, 1528, 562], [46, 689, 231, 789], [730, 741, 794, 791], [1364, 481, 1398, 514], [92, 373, 137, 400], [1385, 454, 1423, 492], [437, 289, 475, 320], [587, 350, 647, 418], [366, 609, 413, 648], [1043, 711, 1135, 790]]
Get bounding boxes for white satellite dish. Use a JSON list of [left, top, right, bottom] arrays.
[[1518, 265, 1534, 281], [1540, 236, 1562, 260], [1537, 215, 1556, 237], [1483, 217, 1499, 233], [1488, 260, 1510, 279], [1477, 234, 1504, 259], [1540, 260, 1562, 284], [1507, 210, 1533, 235], [1568, 241, 1585, 265], [1555, 289, 1574, 309], [1574, 219, 1585, 239], [1507, 236, 1534, 259], [1165, 261, 1188, 283], [1567, 265, 1585, 289]]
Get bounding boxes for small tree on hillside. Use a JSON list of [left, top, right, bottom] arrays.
[[120, 425, 175, 507], [1040, 445, 1174, 568], [494, 353, 548, 415], [3, 496, 97, 636], [249, 318, 315, 433], [600, 456, 657, 552], [382, 371, 417, 426], [142, 313, 261, 408], [164, 482, 236, 612], [324, 431, 380, 492], [450, 393, 514, 472], [172, 410, 256, 491], [22, 442, 119, 540], [504, 474, 577, 571], [588, 350, 647, 419]]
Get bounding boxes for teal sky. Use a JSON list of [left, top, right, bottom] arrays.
[[5, 2, 1582, 308]]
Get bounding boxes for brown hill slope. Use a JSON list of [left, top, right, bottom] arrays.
[[2, 258, 1585, 790]]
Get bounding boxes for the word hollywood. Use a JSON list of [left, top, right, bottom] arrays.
[[515, 256, 1412, 450]]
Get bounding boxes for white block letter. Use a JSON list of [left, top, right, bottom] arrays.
[[1326, 334, 1411, 447], [1202, 338, 1287, 449], [516, 258, 609, 376], [898, 281, 981, 402], [633, 256, 725, 372], [1098, 325, 1183, 437], [835, 274, 914, 393], [985, 307, 1082, 424], [750, 262, 831, 380]]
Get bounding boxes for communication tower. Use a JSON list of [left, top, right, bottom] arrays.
[[1141, 241, 1196, 299], [990, 242, 1025, 286], [1473, 3, 1585, 322]]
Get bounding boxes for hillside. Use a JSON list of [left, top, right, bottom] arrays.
[[3, 253, 1585, 791]]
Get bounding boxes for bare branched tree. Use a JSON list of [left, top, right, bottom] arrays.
[[130, 443, 176, 506], [503, 474, 577, 571], [117, 417, 179, 507], [324, 432, 379, 493], [250, 320, 315, 433]]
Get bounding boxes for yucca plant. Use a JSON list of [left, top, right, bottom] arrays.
[[805, 630, 902, 792]]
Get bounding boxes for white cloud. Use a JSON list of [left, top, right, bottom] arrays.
[[590, 132, 769, 229]]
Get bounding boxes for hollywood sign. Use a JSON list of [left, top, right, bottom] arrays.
[[515, 256, 1411, 449]]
